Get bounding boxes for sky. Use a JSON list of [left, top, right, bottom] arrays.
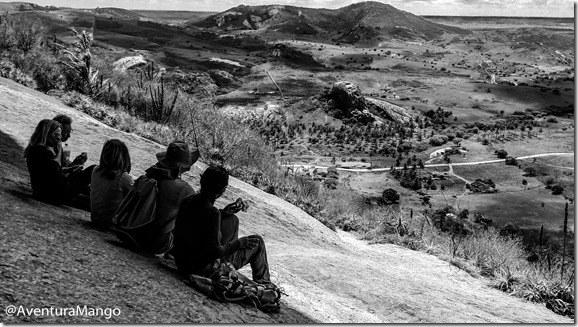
[[15, 0, 576, 17]]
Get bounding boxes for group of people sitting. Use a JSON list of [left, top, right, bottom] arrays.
[[24, 116, 274, 287]]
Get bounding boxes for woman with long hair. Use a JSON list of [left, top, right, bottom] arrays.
[[90, 139, 134, 228], [24, 119, 94, 205]]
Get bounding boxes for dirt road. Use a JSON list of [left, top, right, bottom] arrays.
[[283, 152, 574, 173]]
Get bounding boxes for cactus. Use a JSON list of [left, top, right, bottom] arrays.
[[561, 202, 568, 282], [148, 77, 178, 124]]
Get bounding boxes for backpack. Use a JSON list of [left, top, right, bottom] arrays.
[[111, 175, 159, 248], [186, 262, 285, 313]]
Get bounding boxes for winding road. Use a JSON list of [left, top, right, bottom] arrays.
[[282, 152, 574, 173]]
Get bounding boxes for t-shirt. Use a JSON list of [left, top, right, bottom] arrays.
[[173, 193, 242, 276], [90, 166, 134, 228]]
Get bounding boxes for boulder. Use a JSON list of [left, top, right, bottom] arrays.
[[113, 55, 147, 72], [329, 81, 366, 113]]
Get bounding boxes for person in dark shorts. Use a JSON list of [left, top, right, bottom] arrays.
[[173, 165, 272, 284]]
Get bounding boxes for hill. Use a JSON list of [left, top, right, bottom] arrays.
[[0, 2, 61, 13], [189, 1, 470, 41], [94, 7, 146, 20], [0, 76, 572, 323]]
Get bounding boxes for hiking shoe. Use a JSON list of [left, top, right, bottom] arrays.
[[255, 280, 277, 289]]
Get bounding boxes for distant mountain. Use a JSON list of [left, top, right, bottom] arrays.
[[94, 7, 146, 20], [0, 2, 60, 13], [189, 1, 470, 41]]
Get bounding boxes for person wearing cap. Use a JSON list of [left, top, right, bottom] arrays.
[[135, 141, 200, 254]]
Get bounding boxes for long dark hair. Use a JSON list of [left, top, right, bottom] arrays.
[[24, 119, 62, 157], [97, 139, 131, 179]]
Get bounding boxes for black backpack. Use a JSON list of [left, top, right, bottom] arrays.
[[186, 262, 286, 313]]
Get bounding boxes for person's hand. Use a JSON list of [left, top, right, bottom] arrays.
[[223, 202, 241, 215], [71, 152, 88, 166], [239, 235, 260, 249], [223, 198, 247, 215]]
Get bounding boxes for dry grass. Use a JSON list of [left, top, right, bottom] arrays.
[[317, 187, 574, 318]]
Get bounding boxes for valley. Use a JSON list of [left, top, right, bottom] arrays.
[[90, 4, 574, 241]]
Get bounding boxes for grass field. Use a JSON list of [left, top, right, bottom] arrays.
[[459, 189, 574, 233], [453, 162, 543, 191]]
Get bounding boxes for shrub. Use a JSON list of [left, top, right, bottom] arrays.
[[551, 185, 564, 195], [524, 166, 538, 177], [381, 188, 400, 204], [10, 50, 66, 92], [505, 156, 517, 165], [429, 135, 448, 146], [0, 59, 36, 88], [0, 14, 45, 54], [495, 149, 508, 159]]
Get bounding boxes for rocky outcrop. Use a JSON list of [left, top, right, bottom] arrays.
[[324, 81, 419, 125], [113, 55, 147, 72], [329, 81, 366, 112], [365, 97, 419, 124]]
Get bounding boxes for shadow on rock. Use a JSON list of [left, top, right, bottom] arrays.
[[0, 129, 26, 171]]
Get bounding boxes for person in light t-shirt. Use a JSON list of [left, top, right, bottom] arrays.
[[90, 139, 133, 229]]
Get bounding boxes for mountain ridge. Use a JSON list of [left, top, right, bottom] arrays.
[[189, 1, 470, 41]]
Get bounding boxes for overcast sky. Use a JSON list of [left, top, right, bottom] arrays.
[[21, 0, 576, 17]]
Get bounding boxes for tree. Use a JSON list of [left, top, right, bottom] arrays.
[[495, 149, 508, 159], [0, 15, 45, 53], [12, 16, 45, 54], [552, 185, 564, 195], [381, 188, 400, 205], [505, 156, 517, 166], [523, 166, 538, 177]]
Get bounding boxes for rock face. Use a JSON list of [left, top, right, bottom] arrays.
[[329, 81, 366, 112], [365, 97, 419, 124]]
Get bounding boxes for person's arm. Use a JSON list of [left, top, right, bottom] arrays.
[[120, 173, 134, 195], [206, 208, 242, 260]]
